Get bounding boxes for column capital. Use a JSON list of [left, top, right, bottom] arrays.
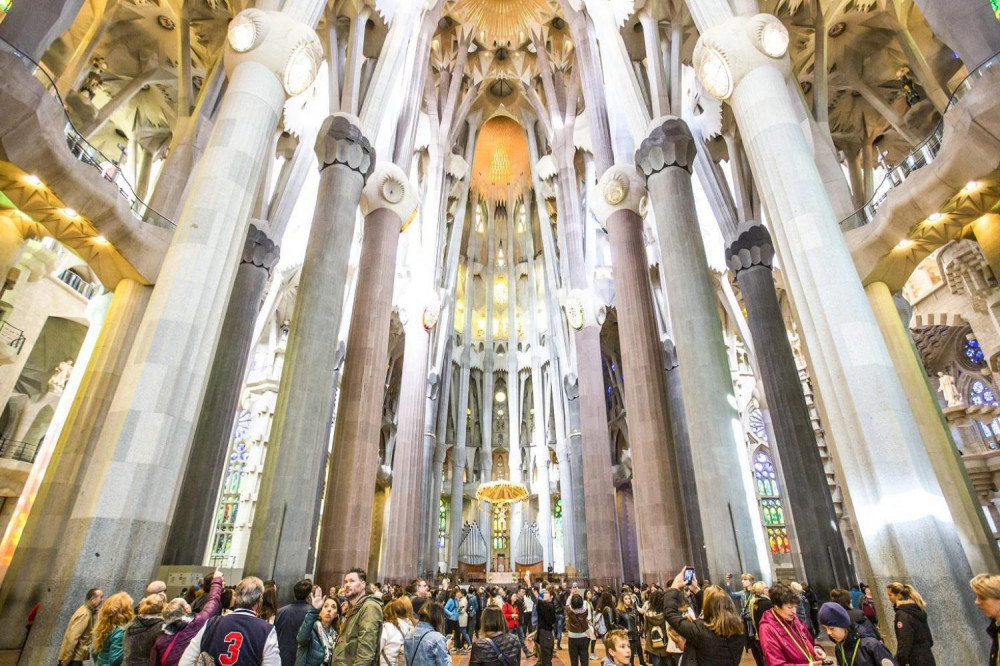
[[692, 14, 791, 101], [589, 165, 647, 227], [662, 338, 679, 371], [725, 220, 775, 276], [242, 223, 281, 274], [361, 162, 419, 227], [635, 116, 697, 178], [223, 9, 324, 98], [315, 113, 375, 178]]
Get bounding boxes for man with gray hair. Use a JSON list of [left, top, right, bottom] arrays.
[[179, 576, 280, 665]]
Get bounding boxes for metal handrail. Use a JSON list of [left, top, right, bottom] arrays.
[[0, 320, 25, 354], [0, 438, 39, 464], [840, 50, 1000, 232], [0, 36, 176, 229]]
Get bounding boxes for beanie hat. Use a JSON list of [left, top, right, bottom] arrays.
[[818, 602, 851, 629]]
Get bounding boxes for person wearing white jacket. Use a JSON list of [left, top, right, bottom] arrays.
[[379, 599, 414, 666]]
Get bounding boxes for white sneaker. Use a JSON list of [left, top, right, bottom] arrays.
[[589, 655, 598, 661]]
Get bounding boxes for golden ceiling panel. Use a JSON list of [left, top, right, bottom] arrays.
[[452, 0, 553, 48], [0, 161, 147, 288], [471, 115, 531, 203]]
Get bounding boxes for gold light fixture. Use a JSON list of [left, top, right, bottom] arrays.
[[476, 479, 529, 505]]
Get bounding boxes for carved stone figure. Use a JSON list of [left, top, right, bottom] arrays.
[[47, 359, 74, 394], [937, 372, 964, 407]]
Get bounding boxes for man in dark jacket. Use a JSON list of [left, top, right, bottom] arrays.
[[274, 579, 313, 666], [179, 576, 280, 665]]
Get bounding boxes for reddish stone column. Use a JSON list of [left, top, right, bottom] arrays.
[[315, 163, 417, 586], [591, 166, 689, 583]]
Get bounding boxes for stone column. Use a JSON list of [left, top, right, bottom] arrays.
[[17, 12, 322, 660], [314, 163, 416, 587], [866, 281, 999, 576], [726, 221, 852, 596], [0, 279, 149, 651], [380, 296, 433, 584], [0, 280, 152, 649], [591, 164, 689, 581], [163, 224, 279, 565], [636, 117, 766, 579], [661, 339, 709, 577], [244, 115, 373, 592], [0, 0, 84, 60], [506, 215, 522, 553], [973, 214, 1000, 282], [689, 9, 988, 654]]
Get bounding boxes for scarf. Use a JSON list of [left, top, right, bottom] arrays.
[[315, 621, 337, 663]]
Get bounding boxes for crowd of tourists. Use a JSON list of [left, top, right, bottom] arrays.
[[51, 567, 1000, 666]]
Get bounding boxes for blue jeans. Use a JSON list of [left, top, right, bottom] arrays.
[[554, 614, 565, 646]]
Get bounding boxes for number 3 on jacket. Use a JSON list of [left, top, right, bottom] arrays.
[[219, 631, 244, 666]]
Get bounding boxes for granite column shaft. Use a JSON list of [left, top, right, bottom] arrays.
[[314, 164, 415, 586], [594, 166, 689, 581], [164, 224, 279, 565], [637, 117, 766, 580], [0, 278, 149, 650], [244, 114, 373, 595], [726, 222, 852, 595]]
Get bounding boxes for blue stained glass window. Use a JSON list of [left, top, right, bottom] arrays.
[[969, 379, 1000, 450], [965, 338, 986, 366], [749, 407, 769, 442]]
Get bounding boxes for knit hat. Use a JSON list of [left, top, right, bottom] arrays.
[[818, 602, 851, 629]]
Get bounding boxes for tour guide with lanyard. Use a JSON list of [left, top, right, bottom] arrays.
[[768, 609, 827, 665]]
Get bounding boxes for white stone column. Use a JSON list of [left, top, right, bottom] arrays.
[[690, 7, 989, 656], [15, 11, 322, 660]]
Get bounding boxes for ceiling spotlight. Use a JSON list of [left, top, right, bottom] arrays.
[[227, 13, 259, 53], [896, 239, 914, 250], [61, 208, 78, 218], [94, 235, 109, 244], [759, 20, 789, 58], [695, 46, 733, 100], [926, 212, 943, 222], [964, 181, 980, 192], [495, 389, 507, 403], [23, 174, 42, 186]]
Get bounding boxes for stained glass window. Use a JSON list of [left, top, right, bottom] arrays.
[[492, 505, 509, 551], [438, 499, 448, 548], [753, 450, 790, 555], [969, 380, 1000, 449], [749, 407, 769, 442], [553, 497, 562, 520], [965, 338, 986, 366]]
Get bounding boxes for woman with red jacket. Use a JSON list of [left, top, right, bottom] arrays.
[[757, 583, 828, 666]]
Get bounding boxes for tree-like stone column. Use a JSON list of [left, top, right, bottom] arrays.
[[0, 278, 149, 650], [688, 7, 988, 654], [314, 163, 416, 587], [636, 117, 767, 580], [726, 221, 852, 595], [244, 114, 373, 594], [163, 224, 279, 565], [0, 0, 85, 60], [16, 12, 323, 660], [590, 164, 689, 581]]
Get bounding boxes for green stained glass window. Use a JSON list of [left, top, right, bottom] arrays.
[[0, 0, 11, 12]]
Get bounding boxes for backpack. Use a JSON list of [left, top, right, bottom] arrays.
[[648, 621, 666, 650], [593, 611, 607, 637]]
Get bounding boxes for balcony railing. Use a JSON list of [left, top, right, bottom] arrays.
[[57, 269, 97, 299], [0, 438, 38, 464], [0, 36, 176, 230], [0, 320, 25, 354], [840, 50, 1000, 231]]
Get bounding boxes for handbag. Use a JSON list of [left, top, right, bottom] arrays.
[[593, 612, 607, 637]]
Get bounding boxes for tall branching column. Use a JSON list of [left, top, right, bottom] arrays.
[[592, 165, 689, 581], [689, 5, 989, 654], [314, 164, 416, 585], [244, 115, 373, 594], [17, 10, 323, 660]]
